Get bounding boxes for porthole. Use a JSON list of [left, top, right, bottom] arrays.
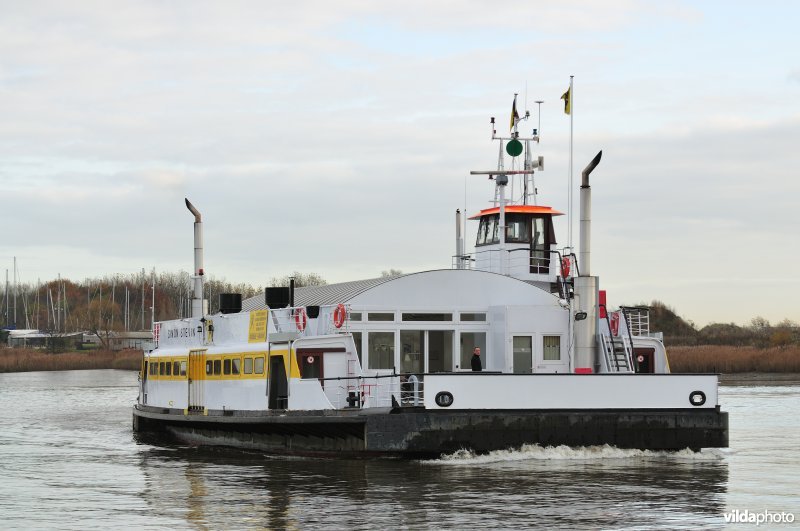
[[435, 391, 454, 408], [689, 391, 706, 407]]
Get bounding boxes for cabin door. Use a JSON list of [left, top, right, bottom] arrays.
[[268, 355, 288, 410], [187, 349, 206, 412]]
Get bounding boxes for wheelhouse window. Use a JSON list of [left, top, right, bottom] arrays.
[[505, 214, 532, 243], [476, 214, 532, 246], [530, 216, 556, 274], [476, 215, 498, 246]]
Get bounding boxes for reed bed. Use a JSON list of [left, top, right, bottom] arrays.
[[668, 345, 800, 373], [0, 348, 142, 373]]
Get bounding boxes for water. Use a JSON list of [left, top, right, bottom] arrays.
[[0, 370, 797, 529]]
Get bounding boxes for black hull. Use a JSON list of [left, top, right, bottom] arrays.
[[132, 405, 728, 458]]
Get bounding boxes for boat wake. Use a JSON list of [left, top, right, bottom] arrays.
[[423, 444, 727, 465]]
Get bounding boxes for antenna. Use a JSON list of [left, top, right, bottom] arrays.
[[535, 101, 544, 137]]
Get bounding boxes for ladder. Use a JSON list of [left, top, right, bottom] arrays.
[[600, 334, 633, 372]]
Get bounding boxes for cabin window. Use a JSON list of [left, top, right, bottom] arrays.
[[400, 330, 424, 374], [213, 359, 221, 375], [180, 361, 187, 376], [159, 362, 166, 375], [149, 362, 158, 376], [402, 313, 452, 322], [368, 331, 395, 369], [223, 359, 231, 375], [206, 360, 213, 375], [460, 313, 486, 322], [352, 332, 362, 365], [368, 312, 394, 322], [350, 312, 362, 321], [459, 332, 486, 370], [543, 336, 561, 360], [173, 361, 180, 376], [232, 358, 241, 375], [165, 361, 172, 376], [244, 357, 253, 374], [254, 356, 265, 374]]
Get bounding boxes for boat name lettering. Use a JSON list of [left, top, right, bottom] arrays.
[[166, 327, 197, 339]]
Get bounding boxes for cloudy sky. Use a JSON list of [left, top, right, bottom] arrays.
[[1, 1, 798, 327]]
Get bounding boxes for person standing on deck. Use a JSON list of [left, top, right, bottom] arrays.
[[471, 347, 482, 371]]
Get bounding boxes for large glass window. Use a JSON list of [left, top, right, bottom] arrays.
[[543, 336, 561, 361], [513, 336, 533, 374], [459, 332, 486, 370], [428, 330, 453, 373], [368, 331, 395, 370], [400, 330, 424, 374]]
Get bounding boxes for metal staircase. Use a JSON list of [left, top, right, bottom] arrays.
[[600, 334, 633, 372]]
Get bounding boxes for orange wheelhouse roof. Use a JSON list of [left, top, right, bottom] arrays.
[[468, 205, 564, 220]]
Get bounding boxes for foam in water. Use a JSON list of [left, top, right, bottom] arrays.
[[423, 444, 727, 465]]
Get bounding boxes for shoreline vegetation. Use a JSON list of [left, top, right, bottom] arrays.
[[0, 345, 798, 374], [0, 348, 141, 373], [667, 345, 800, 373]]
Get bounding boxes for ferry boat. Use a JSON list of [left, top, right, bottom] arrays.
[[133, 99, 728, 457]]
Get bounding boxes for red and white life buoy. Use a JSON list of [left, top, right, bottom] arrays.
[[294, 307, 307, 332], [560, 256, 571, 278], [610, 312, 620, 337], [333, 304, 347, 328]]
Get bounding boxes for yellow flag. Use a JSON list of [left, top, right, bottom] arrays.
[[510, 94, 519, 130], [561, 87, 571, 115]]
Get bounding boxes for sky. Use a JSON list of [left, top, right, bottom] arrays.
[[1, 0, 798, 327]]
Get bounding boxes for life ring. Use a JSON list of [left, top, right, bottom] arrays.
[[333, 304, 346, 328], [294, 308, 307, 332], [560, 256, 571, 278]]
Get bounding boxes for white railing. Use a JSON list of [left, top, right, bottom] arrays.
[[452, 248, 556, 277], [319, 373, 427, 409], [268, 304, 352, 337]]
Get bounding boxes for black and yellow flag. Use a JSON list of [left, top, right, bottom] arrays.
[[561, 86, 571, 115], [510, 94, 519, 130]]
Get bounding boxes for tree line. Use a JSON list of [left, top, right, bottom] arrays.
[[646, 301, 799, 348], [0, 270, 327, 348]]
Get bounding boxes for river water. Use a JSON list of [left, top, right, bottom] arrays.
[[0, 370, 797, 530]]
